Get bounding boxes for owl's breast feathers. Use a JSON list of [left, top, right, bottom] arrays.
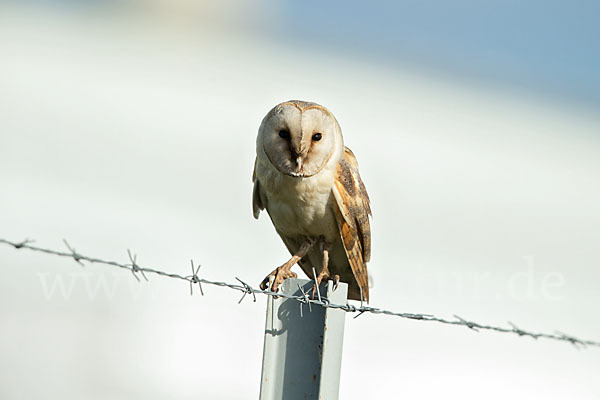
[[253, 154, 339, 240], [253, 146, 371, 301]]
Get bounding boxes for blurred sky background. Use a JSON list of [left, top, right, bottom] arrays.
[[1, 1, 599, 399]]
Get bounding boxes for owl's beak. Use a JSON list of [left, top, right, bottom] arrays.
[[291, 149, 303, 172]]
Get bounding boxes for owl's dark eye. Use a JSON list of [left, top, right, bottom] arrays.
[[312, 132, 322, 142], [279, 130, 290, 140]]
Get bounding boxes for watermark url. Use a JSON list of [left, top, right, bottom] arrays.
[[35, 255, 566, 302], [412, 255, 566, 301], [37, 272, 146, 301]]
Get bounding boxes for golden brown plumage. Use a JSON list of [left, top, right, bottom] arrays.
[[331, 147, 372, 301]]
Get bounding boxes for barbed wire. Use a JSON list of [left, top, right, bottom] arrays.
[[1, 237, 599, 349]]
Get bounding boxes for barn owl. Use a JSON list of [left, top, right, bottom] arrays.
[[252, 100, 372, 301]]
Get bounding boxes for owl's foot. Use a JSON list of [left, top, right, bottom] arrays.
[[259, 239, 315, 292], [260, 262, 298, 292], [311, 272, 342, 299], [316, 268, 330, 284]]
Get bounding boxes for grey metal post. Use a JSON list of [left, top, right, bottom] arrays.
[[259, 278, 348, 400]]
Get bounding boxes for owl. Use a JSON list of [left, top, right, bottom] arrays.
[[252, 100, 372, 301]]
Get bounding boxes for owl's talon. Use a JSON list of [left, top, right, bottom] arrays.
[[259, 276, 271, 291], [259, 265, 297, 292], [311, 268, 331, 300]]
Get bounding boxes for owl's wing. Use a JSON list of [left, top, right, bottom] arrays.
[[332, 147, 372, 301], [252, 158, 265, 219]]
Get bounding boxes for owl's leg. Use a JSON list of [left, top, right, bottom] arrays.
[[312, 239, 332, 298], [260, 239, 314, 292], [317, 240, 331, 282]]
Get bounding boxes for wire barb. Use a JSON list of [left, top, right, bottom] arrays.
[[353, 310, 366, 319], [14, 238, 35, 248], [297, 283, 312, 317], [1, 237, 599, 349], [127, 249, 148, 282], [554, 330, 584, 348], [188, 259, 204, 296], [311, 266, 322, 303], [508, 321, 528, 337], [63, 239, 84, 266], [454, 315, 479, 332], [359, 287, 364, 308], [236, 277, 256, 304]]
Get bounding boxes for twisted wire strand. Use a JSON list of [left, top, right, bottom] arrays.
[[1, 238, 598, 348]]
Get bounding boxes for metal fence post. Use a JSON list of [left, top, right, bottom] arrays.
[[259, 278, 348, 400]]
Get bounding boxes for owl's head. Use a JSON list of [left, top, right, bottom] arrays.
[[257, 100, 344, 178]]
